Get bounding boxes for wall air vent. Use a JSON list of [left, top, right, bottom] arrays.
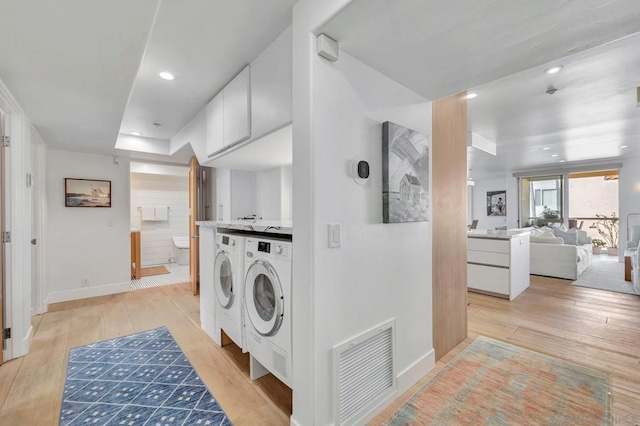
[[334, 319, 396, 425]]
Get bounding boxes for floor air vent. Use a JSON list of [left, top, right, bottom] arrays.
[[334, 320, 396, 425]]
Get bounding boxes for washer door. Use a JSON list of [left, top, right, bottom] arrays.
[[214, 251, 234, 309], [245, 259, 283, 336]]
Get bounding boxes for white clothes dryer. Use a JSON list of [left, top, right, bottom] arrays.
[[214, 232, 246, 350], [244, 236, 292, 388]]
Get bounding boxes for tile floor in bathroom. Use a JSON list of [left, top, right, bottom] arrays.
[[131, 263, 191, 290]]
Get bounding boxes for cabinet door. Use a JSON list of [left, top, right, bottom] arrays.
[[223, 65, 251, 146], [199, 227, 215, 316], [250, 28, 291, 140], [206, 92, 224, 156]]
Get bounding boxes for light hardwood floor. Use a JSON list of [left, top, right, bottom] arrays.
[[1, 276, 639, 425], [0, 282, 292, 425], [372, 275, 640, 425]]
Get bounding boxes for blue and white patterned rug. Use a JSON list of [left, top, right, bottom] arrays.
[[59, 327, 232, 425]]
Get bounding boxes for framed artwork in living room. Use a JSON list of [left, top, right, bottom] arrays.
[[487, 190, 506, 216]]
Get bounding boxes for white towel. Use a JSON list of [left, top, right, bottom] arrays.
[[154, 206, 169, 221], [141, 206, 155, 221]]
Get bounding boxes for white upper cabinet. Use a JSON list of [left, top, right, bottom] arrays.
[[250, 27, 292, 140], [206, 91, 224, 156], [223, 66, 251, 147]]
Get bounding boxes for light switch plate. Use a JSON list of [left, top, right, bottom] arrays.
[[328, 223, 341, 248]]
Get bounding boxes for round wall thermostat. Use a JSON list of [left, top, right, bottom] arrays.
[[352, 159, 370, 185]]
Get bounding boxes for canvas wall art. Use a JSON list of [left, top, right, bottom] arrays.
[[382, 121, 430, 223], [65, 178, 111, 207], [487, 190, 506, 216]]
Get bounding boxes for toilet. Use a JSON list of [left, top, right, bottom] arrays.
[[172, 236, 190, 265]]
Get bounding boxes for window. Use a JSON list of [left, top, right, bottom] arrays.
[[520, 175, 563, 227]]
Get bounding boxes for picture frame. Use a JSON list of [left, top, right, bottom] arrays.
[[382, 121, 430, 223], [65, 178, 112, 208], [486, 190, 506, 216]]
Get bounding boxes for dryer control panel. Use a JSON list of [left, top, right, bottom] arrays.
[[246, 238, 292, 261]]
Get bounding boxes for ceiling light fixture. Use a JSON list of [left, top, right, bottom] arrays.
[[159, 72, 175, 80], [559, 160, 566, 163], [130, 131, 142, 136], [551, 154, 558, 157], [619, 145, 628, 149], [542, 147, 550, 150], [545, 65, 564, 74], [466, 93, 478, 99]]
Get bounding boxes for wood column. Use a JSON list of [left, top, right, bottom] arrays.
[[432, 92, 468, 360]]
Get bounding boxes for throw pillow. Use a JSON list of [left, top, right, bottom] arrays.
[[576, 229, 590, 245], [559, 224, 568, 232], [530, 235, 564, 244], [539, 229, 556, 239], [554, 228, 578, 245]]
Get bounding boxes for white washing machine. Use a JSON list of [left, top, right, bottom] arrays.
[[244, 236, 292, 388], [214, 232, 246, 350]]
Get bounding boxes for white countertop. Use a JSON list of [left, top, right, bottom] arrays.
[[196, 220, 293, 235], [467, 229, 529, 240]]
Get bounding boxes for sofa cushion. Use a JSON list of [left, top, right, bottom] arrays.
[[554, 228, 578, 245], [531, 235, 564, 244]]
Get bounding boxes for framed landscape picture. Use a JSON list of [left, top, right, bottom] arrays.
[[382, 121, 430, 223], [487, 190, 506, 216], [65, 178, 112, 208]]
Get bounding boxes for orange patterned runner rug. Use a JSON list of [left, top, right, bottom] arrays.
[[384, 336, 610, 425]]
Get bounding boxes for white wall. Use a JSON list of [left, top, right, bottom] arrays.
[[256, 167, 282, 220], [46, 150, 131, 303], [130, 172, 189, 266], [292, 2, 435, 421], [281, 165, 292, 221], [618, 154, 640, 259], [471, 176, 509, 230], [216, 166, 292, 221]]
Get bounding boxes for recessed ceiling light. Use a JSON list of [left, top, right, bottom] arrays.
[[130, 131, 142, 136], [545, 65, 564, 74], [466, 93, 478, 99], [159, 71, 175, 80], [619, 145, 628, 149], [551, 154, 558, 157], [559, 160, 566, 163], [542, 147, 550, 150]]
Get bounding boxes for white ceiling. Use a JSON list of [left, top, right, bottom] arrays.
[[321, 0, 640, 100], [118, 0, 296, 141], [322, 0, 640, 178], [467, 33, 640, 178], [0, 0, 159, 153], [0, 0, 295, 164]]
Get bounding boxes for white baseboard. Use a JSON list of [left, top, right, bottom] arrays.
[[21, 325, 34, 358], [289, 416, 302, 426], [46, 281, 131, 305], [397, 348, 436, 395]]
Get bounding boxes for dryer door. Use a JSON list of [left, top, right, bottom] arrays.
[[214, 251, 234, 309], [245, 259, 284, 336]]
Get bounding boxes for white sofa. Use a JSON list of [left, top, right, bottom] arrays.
[[530, 241, 593, 280], [512, 227, 593, 280]]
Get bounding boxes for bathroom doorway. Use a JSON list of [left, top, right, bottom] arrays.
[[129, 162, 191, 290]]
